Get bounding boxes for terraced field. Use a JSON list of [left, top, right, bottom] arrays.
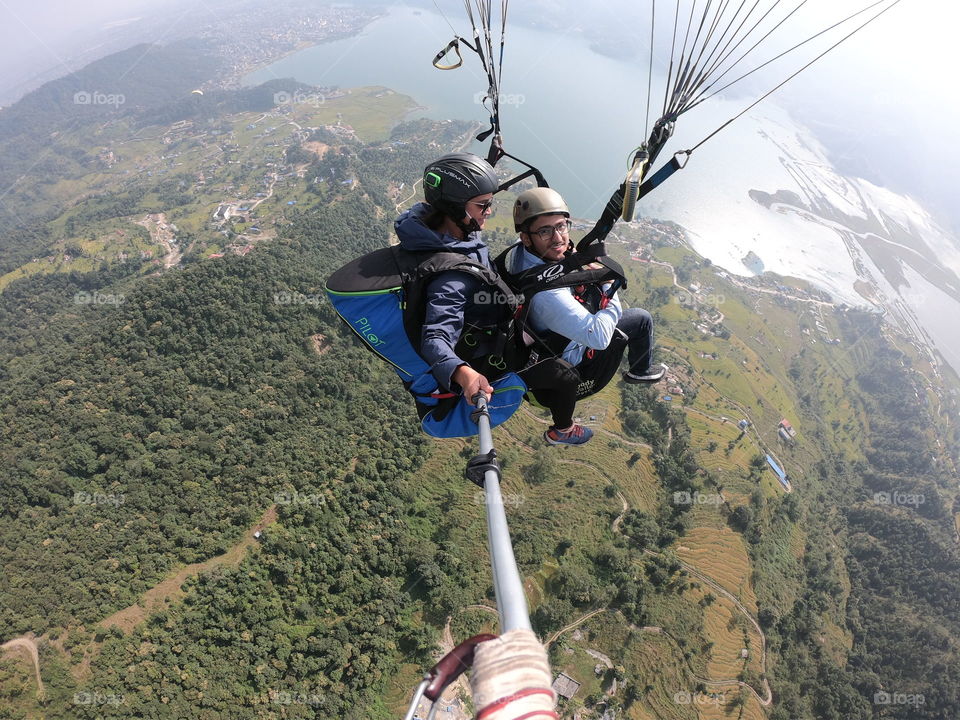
[[684, 412, 754, 496], [584, 615, 697, 720], [689, 584, 764, 682], [674, 527, 758, 614], [696, 694, 768, 720], [518, 394, 662, 516], [413, 410, 623, 601]]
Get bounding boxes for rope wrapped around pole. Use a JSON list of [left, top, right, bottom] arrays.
[[469, 629, 557, 720]]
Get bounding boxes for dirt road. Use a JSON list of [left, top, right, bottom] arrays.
[[1, 636, 45, 699]]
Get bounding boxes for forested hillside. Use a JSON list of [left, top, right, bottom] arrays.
[[0, 138, 448, 717]]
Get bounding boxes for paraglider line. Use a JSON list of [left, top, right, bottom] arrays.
[[684, 0, 896, 114], [685, 0, 906, 153]]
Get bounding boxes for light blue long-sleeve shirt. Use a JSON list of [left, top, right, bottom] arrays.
[[507, 243, 622, 366]]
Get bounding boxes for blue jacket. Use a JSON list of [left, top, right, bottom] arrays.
[[507, 243, 622, 366], [394, 203, 503, 391]]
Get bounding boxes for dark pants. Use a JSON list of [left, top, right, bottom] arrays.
[[523, 308, 655, 427]]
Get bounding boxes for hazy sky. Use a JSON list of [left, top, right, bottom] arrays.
[[0, 0, 172, 68], [0, 0, 185, 105]]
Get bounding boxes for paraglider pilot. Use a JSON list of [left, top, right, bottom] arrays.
[[393, 152, 505, 405]]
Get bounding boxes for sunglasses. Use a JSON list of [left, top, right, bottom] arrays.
[[470, 199, 494, 213]]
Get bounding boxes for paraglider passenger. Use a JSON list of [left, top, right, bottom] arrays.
[[394, 153, 504, 405], [507, 188, 666, 445]]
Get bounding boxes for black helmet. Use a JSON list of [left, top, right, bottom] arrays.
[[423, 153, 498, 217]]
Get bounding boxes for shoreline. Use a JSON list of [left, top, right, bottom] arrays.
[[226, 15, 386, 92]]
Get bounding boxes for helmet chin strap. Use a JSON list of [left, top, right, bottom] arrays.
[[439, 201, 480, 238], [456, 215, 482, 237]]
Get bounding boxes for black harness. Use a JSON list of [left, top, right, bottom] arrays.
[[494, 242, 628, 367], [395, 248, 522, 386]]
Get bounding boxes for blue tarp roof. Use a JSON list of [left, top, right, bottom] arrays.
[[765, 454, 791, 490], [765, 454, 786, 479]]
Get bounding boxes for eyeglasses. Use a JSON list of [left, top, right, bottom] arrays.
[[470, 199, 494, 213], [527, 220, 572, 241]]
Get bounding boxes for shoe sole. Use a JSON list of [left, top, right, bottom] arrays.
[[624, 363, 668, 383]]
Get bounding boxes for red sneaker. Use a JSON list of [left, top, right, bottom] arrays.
[[544, 424, 594, 446]]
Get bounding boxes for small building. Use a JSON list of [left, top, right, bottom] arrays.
[[778, 427, 794, 444], [778, 419, 797, 438], [765, 454, 791, 491], [737, 419, 750, 430], [552, 673, 581, 700]]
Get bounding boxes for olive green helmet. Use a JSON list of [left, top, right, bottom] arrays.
[[513, 187, 569, 231]]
